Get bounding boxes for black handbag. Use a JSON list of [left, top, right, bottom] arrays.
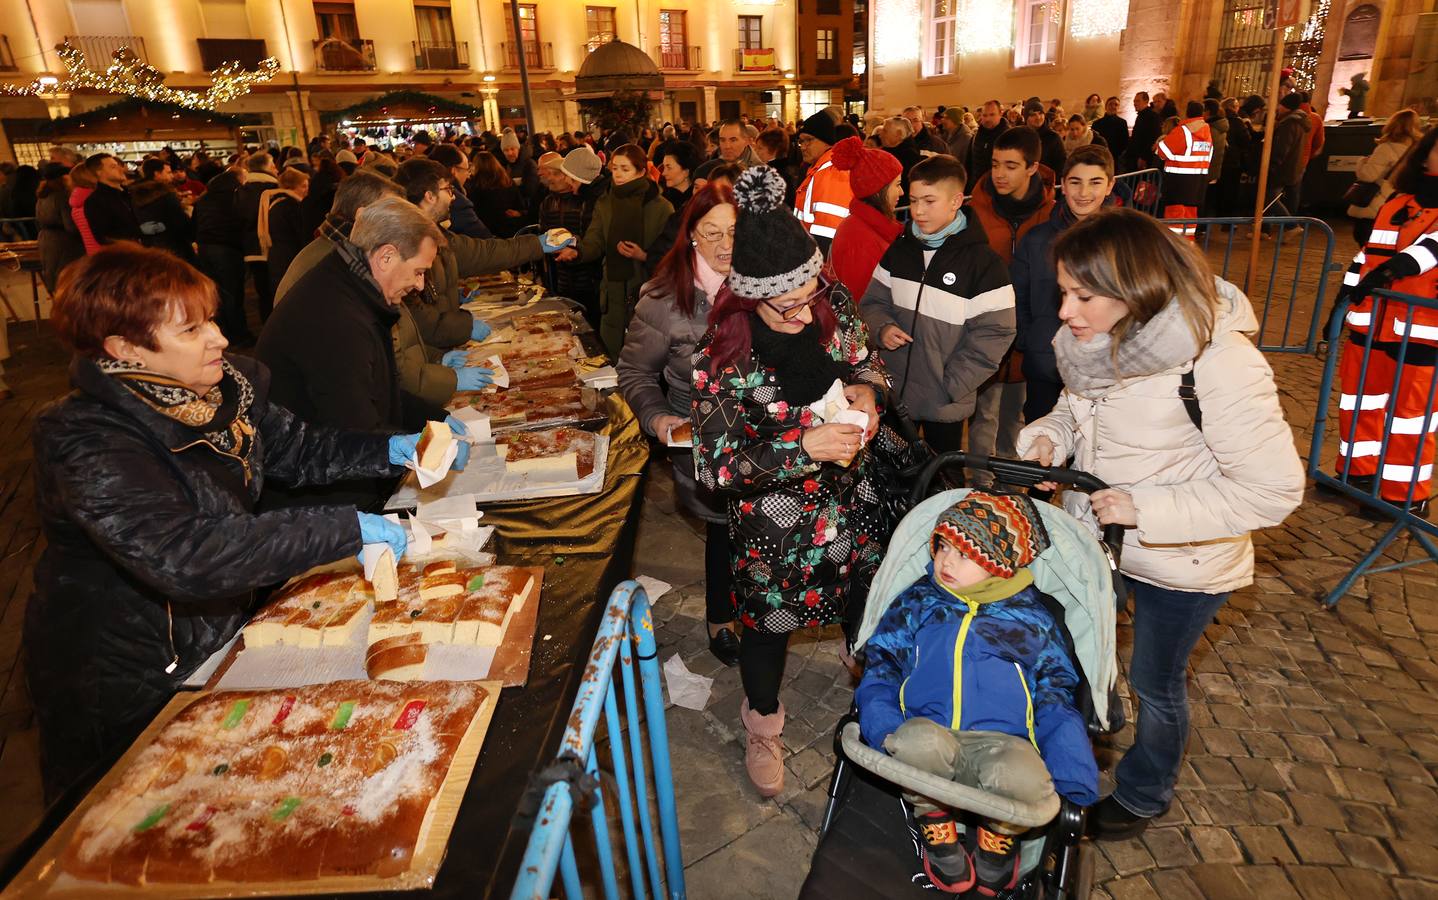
[[1343, 179, 1381, 207], [865, 394, 956, 538]]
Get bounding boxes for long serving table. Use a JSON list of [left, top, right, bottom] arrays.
[[0, 360, 651, 898]]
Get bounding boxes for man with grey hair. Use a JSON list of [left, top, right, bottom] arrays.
[[880, 116, 922, 195], [258, 194, 448, 510], [717, 119, 759, 167]]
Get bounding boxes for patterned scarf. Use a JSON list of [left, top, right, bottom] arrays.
[[99, 357, 258, 475]]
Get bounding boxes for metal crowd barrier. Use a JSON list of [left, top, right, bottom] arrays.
[[511, 580, 686, 900], [1309, 288, 1438, 606], [1156, 216, 1342, 354], [1113, 168, 1163, 216]]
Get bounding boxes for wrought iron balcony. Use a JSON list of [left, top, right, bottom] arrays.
[[313, 37, 376, 71], [64, 34, 147, 64], [500, 40, 554, 70], [413, 40, 469, 70], [653, 44, 701, 70]]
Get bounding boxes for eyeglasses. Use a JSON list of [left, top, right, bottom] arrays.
[[762, 283, 829, 321], [695, 227, 735, 245]]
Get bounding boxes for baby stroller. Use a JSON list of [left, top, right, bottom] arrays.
[[801, 453, 1126, 899]]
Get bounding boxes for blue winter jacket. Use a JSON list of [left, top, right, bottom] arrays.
[[856, 565, 1100, 806]]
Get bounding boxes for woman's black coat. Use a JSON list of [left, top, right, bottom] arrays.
[[25, 354, 396, 797]]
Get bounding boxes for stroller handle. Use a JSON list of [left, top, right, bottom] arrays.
[[911, 451, 1126, 560]]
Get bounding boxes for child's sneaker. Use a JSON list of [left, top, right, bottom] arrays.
[[973, 825, 1021, 896], [916, 810, 975, 893]]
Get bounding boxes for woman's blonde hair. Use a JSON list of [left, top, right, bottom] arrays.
[[1051, 207, 1218, 359], [1378, 109, 1424, 145]]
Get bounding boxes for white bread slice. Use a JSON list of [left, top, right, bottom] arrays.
[[415, 420, 453, 471]]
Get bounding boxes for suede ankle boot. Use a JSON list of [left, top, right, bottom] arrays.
[[740, 699, 785, 797]]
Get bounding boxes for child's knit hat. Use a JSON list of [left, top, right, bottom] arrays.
[[931, 492, 1051, 579]]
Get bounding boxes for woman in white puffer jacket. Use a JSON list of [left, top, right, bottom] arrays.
[[1017, 208, 1304, 842]]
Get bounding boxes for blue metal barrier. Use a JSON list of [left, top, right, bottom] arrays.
[[1113, 168, 1163, 216], [511, 580, 686, 900], [1309, 288, 1438, 606], [1156, 216, 1342, 354]]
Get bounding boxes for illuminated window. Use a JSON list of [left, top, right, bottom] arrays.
[[817, 28, 836, 59], [586, 6, 616, 51], [925, 0, 958, 76], [1015, 0, 1061, 67]]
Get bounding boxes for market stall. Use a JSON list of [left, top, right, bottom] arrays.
[[3, 99, 255, 168], [3, 281, 651, 898], [321, 91, 484, 152]]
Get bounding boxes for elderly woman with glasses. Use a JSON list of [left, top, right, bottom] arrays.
[[691, 167, 889, 798], [618, 183, 742, 666]]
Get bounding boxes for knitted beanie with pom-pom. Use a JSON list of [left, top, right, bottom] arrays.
[[727, 165, 823, 299], [830, 135, 902, 200]]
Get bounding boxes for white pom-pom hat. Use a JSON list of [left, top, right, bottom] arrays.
[[727, 165, 823, 300]]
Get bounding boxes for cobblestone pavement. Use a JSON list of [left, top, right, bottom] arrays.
[[636, 350, 1438, 899]]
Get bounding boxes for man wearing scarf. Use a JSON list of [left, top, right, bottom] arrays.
[[859, 155, 1016, 457]]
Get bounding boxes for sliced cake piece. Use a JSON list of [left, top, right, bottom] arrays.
[[415, 421, 453, 471]]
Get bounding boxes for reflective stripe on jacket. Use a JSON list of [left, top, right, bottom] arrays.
[[794, 147, 854, 240]]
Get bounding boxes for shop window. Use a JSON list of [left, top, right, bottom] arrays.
[[1014, 0, 1060, 67]]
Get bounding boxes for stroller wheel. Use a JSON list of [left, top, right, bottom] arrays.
[[1044, 842, 1094, 900]]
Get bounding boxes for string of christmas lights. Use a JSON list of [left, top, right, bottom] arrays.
[[0, 41, 279, 111]]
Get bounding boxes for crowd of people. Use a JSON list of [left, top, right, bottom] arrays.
[[16, 83, 1438, 894]]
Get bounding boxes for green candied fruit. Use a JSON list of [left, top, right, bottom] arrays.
[[312, 600, 321, 609], [410, 609, 422, 618], [134, 803, 171, 832], [317, 752, 333, 767], [271, 796, 302, 821], [220, 699, 250, 730], [212, 763, 229, 776], [467, 574, 485, 591]]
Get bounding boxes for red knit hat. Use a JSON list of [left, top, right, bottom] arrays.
[[830, 136, 902, 200]]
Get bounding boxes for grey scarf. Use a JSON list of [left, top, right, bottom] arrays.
[[1052, 298, 1201, 399]]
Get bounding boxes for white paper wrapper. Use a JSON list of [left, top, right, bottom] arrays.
[[807, 378, 851, 423], [579, 364, 619, 390], [486, 355, 511, 389], [360, 543, 394, 582], [405, 433, 460, 488], [663, 653, 714, 710], [635, 575, 673, 604], [449, 407, 493, 444], [833, 408, 871, 443]]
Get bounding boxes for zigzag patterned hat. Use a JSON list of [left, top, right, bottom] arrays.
[[931, 492, 1052, 579]]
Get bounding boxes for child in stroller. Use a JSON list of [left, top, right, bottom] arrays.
[[856, 491, 1100, 895]]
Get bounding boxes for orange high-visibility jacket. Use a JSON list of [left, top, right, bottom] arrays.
[[1156, 117, 1213, 178], [1344, 194, 1438, 344], [793, 147, 854, 242]]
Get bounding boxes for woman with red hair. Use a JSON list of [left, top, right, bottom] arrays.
[[27, 245, 464, 799], [691, 166, 889, 797], [618, 183, 741, 665]]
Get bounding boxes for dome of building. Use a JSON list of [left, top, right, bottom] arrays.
[[574, 40, 663, 93]]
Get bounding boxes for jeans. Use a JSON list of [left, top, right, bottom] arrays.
[[1113, 577, 1229, 817]]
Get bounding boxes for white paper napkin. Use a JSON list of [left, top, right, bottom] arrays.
[[360, 543, 394, 581], [405, 435, 460, 488], [487, 355, 511, 389], [579, 365, 619, 389], [449, 407, 493, 445]]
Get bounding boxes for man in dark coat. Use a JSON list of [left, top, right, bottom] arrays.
[[238, 152, 281, 320], [967, 100, 1010, 184], [257, 195, 447, 510], [82, 153, 141, 247], [1122, 91, 1163, 173], [879, 117, 924, 197], [131, 158, 195, 263], [1091, 96, 1129, 162], [1267, 92, 1314, 214], [1025, 102, 1067, 177]]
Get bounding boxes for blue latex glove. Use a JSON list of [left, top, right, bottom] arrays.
[[539, 231, 576, 254], [389, 420, 470, 471], [356, 512, 408, 560], [442, 349, 470, 369], [470, 318, 492, 342], [455, 367, 494, 391]]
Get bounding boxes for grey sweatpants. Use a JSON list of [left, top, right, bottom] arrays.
[[884, 717, 1054, 826], [966, 380, 1026, 486]]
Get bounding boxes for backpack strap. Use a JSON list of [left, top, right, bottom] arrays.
[[1179, 368, 1202, 432]]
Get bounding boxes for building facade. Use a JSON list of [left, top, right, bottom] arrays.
[[866, 0, 1436, 121], [0, 0, 809, 159]]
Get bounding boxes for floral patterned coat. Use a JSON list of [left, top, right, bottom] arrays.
[[692, 291, 892, 634]]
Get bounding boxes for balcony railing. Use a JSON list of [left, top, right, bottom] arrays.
[[413, 40, 469, 70], [653, 44, 701, 70], [734, 47, 778, 72], [313, 37, 376, 71], [0, 36, 16, 72], [197, 38, 268, 69], [501, 40, 554, 70], [64, 34, 146, 64]]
